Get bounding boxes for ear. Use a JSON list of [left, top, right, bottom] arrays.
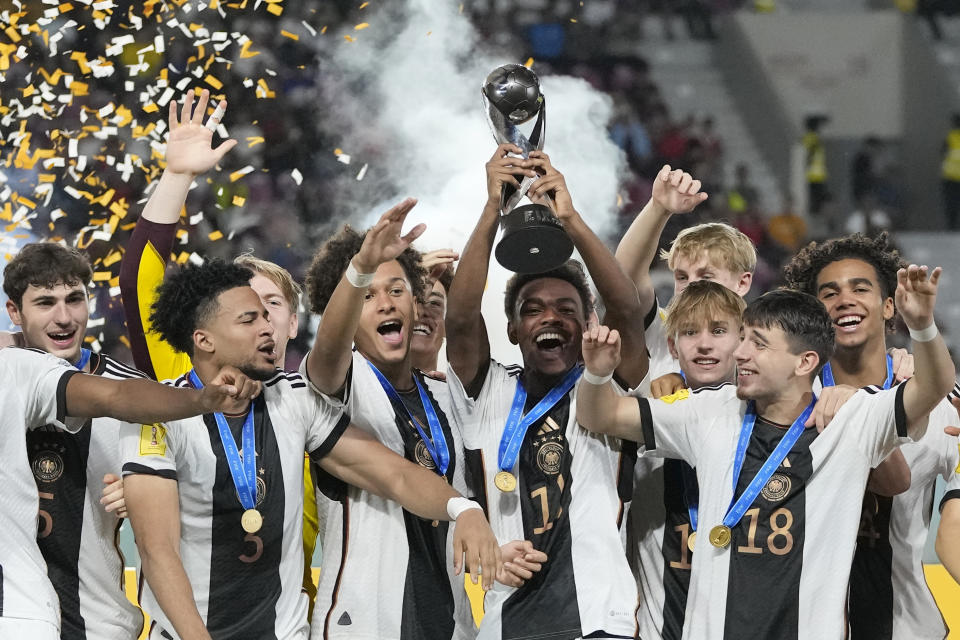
[[667, 335, 679, 360], [735, 271, 753, 297], [794, 350, 820, 379], [193, 329, 216, 355], [288, 308, 300, 340], [6, 300, 22, 326], [507, 321, 518, 345], [881, 296, 894, 321]]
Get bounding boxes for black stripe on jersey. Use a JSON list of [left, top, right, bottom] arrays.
[[616, 441, 638, 524], [691, 382, 733, 394], [659, 459, 694, 640], [308, 414, 351, 462], [941, 489, 960, 513], [637, 398, 656, 451], [1, 564, 4, 615], [264, 371, 307, 389], [56, 369, 80, 423], [30, 422, 92, 639], [949, 382, 960, 401], [893, 382, 907, 438], [322, 498, 350, 639], [122, 462, 178, 480], [204, 397, 285, 638], [643, 297, 659, 330], [464, 448, 489, 514], [848, 492, 895, 640]]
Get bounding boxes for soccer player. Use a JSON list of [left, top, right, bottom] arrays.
[[3, 242, 144, 639], [301, 205, 481, 639], [936, 468, 960, 583], [444, 145, 646, 639], [629, 280, 743, 640], [576, 266, 956, 639], [121, 259, 500, 640], [117, 89, 323, 611], [410, 249, 457, 376], [783, 233, 960, 639], [0, 338, 258, 640]]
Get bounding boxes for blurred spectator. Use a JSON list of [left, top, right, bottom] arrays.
[[767, 196, 808, 253], [726, 163, 760, 213], [851, 136, 883, 209], [802, 114, 830, 215], [941, 112, 960, 229]]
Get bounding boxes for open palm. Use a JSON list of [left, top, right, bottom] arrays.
[[165, 89, 237, 176], [652, 164, 708, 214]]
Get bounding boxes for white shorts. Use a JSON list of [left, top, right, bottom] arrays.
[[0, 617, 59, 640]]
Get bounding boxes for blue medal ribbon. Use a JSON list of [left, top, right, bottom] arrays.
[[73, 347, 91, 371], [498, 365, 583, 474], [721, 398, 816, 530], [821, 354, 893, 390], [367, 361, 450, 476], [188, 370, 257, 511]]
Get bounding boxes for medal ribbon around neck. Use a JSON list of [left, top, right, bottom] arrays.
[[188, 369, 257, 512], [498, 364, 583, 476], [367, 361, 450, 476], [821, 353, 893, 390], [73, 347, 91, 371], [719, 398, 816, 533]]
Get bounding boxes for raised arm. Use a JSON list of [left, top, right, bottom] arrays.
[[895, 265, 956, 438], [303, 198, 423, 394], [575, 325, 645, 441], [446, 143, 534, 391], [119, 89, 236, 379], [125, 474, 211, 640], [527, 151, 649, 387], [614, 165, 708, 314], [315, 424, 501, 588]]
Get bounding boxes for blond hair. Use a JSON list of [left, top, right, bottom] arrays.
[[233, 253, 302, 311], [660, 222, 757, 275], [664, 280, 746, 339]]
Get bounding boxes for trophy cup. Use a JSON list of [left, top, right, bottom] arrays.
[[482, 64, 574, 274]]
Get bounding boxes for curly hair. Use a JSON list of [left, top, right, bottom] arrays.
[[503, 260, 593, 320], [3, 242, 93, 307], [305, 224, 425, 314], [149, 259, 254, 356], [782, 232, 906, 332]]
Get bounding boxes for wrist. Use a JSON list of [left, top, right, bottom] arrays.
[[582, 368, 614, 385], [446, 496, 482, 521], [908, 321, 938, 343], [345, 260, 375, 288]]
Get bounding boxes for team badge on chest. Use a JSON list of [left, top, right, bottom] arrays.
[[32, 450, 65, 483], [761, 472, 791, 502], [536, 441, 564, 475]]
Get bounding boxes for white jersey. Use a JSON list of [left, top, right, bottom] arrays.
[[121, 369, 348, 640], [305, 351, 474, 640], [638, 382, 911, 640], [637, 302, 678, 397], [941, 464, 960, 511], [29, 353, 144, 640], [447, 360, 638, 640], [0, 348, 80, 629]]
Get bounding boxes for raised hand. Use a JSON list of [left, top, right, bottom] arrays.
[[581, 324, 621, 378], [165, 89, 238, 176], [651, 164, 709, 215], [421, 248, 459, 284], [352, 198, 425, 273], [895, 265, 942, 331], [526, 150, 577, 223], [200, 365, 261, 412], [887, 347, 914, 382], [485, 143, 537, 206], [452, 508, 502, 591]]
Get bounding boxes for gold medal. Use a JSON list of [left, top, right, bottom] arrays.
[[494, 471, 517, 492], [709, 525, 731, 548], [687, 531, 697, 552], [241, 508, 263, 534]]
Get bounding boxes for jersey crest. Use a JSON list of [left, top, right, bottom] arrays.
[[139, 423, 167, 456]]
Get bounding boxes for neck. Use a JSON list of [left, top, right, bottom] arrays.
[[192, 357, 250, 415], [754, 385, 814, 426], [829, 336, 888, 388], [369, 352, 415, 391], [410, 351, 438, 374], [522, 364, 570, 400]]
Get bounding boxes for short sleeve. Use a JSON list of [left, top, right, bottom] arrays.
[[5, 348, 79, 431], [637, 388, 713, 465], [835, 383, 910, 467], [121, 420, 178, 480], [303, 390, 351, 462], [941, 470, 960, 513], [645, 304, 679, 383]]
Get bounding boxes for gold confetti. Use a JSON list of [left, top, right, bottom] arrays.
[[204, 75, 223, 90], [246, 136, 265, 147], [359, 1, 369, 8], [344, 35, 355, 42], [524, 57, 534, 68], [355, 23, 370, 30], [209, 230, 224, 241], [266, 3, 283, 16], [231, 195, 245, 207], [281, 30, 299, 41]]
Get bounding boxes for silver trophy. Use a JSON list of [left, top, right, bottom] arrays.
[[482, 64, 573, 274]]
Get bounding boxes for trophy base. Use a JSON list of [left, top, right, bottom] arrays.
[[495, 204, 574, 274]]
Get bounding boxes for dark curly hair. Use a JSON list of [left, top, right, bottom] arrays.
[[503, 260, 593, 320], [782, 232, 906, 332], [149, 259, 254, 356], [3, 242, 93, 307], [305, 224, 425, 314]]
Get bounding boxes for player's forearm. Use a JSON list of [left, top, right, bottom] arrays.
[[903, 333, 956, 438], [139, 544, 211, 640], [576, 381, 640, 441], [614, 198, 671, 314], [67, 376, 206, 423], [306, 271, 365, 395], [866, 448, 911, 497], [935, 500, 960, 583], [389, 461, 462, 521], [141, 169, 195, 224]]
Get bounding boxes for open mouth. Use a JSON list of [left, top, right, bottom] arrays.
[[738, 367, 757, 380], [47, 329, 77, 347], [834, 314, 863, 332], [692, 357, 720, 368], [257, 340, 277, 361], [412, 322, 432, 337], [535, 331, 567, 352], [377, 320, 404, 346]]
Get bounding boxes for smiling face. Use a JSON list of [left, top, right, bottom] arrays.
[[734, 323, 817, 403], [353, 260, 417, 369], [668, 312, 740, 389], [249, 272, 298, 365], [193, 285, 278, 381], [672, 251, 752, 297], [508, 277, 587, 380], [410, 279, 446, 367], [815, 258, 893, 352], [6, 281, 89, 364]]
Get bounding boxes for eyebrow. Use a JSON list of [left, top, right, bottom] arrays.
[[748, 328, 770, 345], [817, 277, 875, 293]]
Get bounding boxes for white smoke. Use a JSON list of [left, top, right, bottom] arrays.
[[320, 0, 626, 364]]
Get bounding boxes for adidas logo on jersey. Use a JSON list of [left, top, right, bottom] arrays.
[[337, 612, 352, 625]]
